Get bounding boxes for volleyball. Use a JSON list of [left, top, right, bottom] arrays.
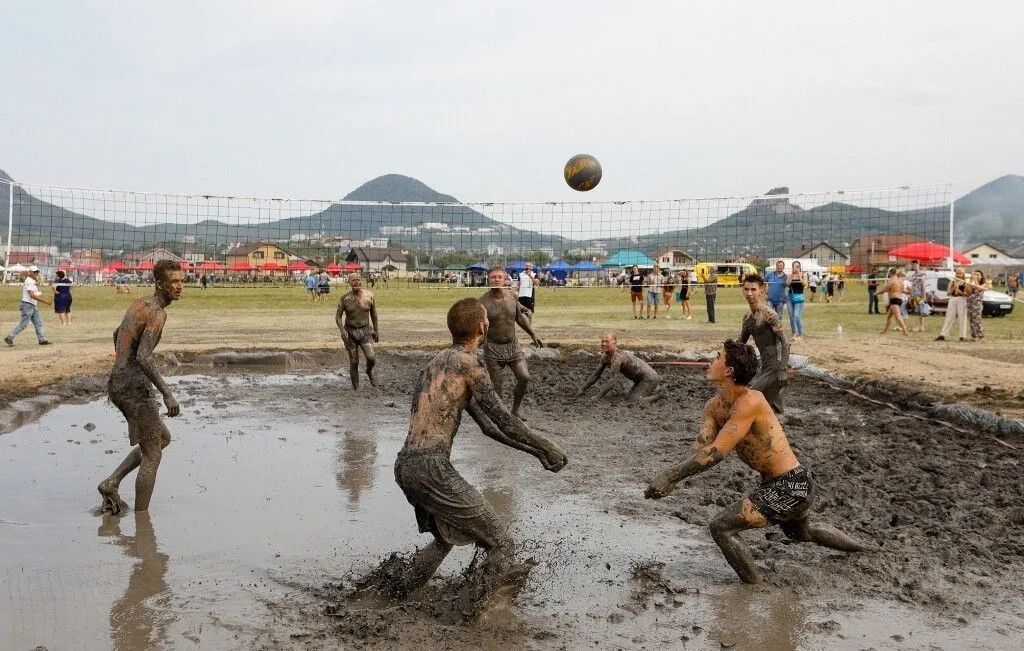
[[563, 154, 602, 191]]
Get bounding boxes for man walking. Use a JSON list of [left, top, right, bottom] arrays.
[[765, 260, 788, 320], [97, 260, 184, 514], [336, 273, 380, 389], [5, 265, 51, 347]]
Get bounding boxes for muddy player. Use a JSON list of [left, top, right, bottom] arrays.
[[644, 340, 870, 584], [879, 268, 909, 335], [480, 266, 543, 418], [577, 331, 664, 404], [739, 273, 790, 413], [392, 297, 568, 594], [97, 260, 184, 515], [336, 273, 379, 389]]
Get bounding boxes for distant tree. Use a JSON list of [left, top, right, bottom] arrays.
[[524, 250, 552, 266]]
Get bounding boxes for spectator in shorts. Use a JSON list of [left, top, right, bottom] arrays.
[[1007, 272, 1019, 299], [677, 270, 693, 320], [808, 272, 819, 302], [318, 270, 331, 300], [645, 264, 663, 319], [305, 271, 318, 301], [661, 269, 676, 319], [628, 265, 644, 319], [898, 271, 910, 319]]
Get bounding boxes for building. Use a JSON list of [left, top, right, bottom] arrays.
[[783, 242, 849, 266], [68, 249, 105, 268], [651, 248, 697, 270], [346, 247, 408, 276], [225, 242, 294, 275], [962, 243, 1024, 278], [7, 245, 60, 267], [849, 234, 924, 271]]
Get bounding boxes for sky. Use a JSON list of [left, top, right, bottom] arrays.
[[1, 1, 1022, 204]]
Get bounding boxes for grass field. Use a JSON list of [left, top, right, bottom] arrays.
[[1, 281, 1022, 415]]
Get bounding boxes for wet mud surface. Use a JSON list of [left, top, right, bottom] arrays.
[[2, 351, 1023, 650]]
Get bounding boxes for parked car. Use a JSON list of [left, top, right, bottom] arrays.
[[923, 270, 1014, 317]]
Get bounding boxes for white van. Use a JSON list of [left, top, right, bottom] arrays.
[[922, 270, 1014, 317]]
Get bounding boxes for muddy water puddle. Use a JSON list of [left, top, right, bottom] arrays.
[[2, 372, 1021, 650]]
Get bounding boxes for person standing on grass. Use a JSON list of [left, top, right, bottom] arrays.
[[867, 274, 880, 314], [661, 269, 676, 319], [5, 265, 51, 347], [879, 268, 909, 335], [517, 261, 536, 318], [936, 267, 969, 341], [765, 260, 788, 320], [908, 260, 928, 332], [97, 260, 184, 515], [336, 273, 379, 389], [702, 265, 718, 324], [305, 271, 318, 302], [53, 270, 73, 326], [966, 269, 987, 342], [628, 265, 645, 319], [786, 261, 808, 342], [645, 264, 664, 319], [644, 339, 871, 584], [677, 269, 693, 320]]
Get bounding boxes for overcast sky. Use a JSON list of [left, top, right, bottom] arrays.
[[1, 1, 1021, 203]]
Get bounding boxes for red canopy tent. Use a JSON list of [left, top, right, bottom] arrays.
[[889, 242, 970, 266], [56, 262, 73, 271], [258, 261, 284, 272], [197, 260, 225, 271], [228, 261, 254, 271], [135, 260, 155, 271], [288, 260, 314, 272], [341, 262, 364, 271], [106, 260, 128, 271]]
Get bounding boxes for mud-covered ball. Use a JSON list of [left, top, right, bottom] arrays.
[[563, 154, 602, 192]]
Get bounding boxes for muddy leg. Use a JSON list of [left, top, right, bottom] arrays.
[[98, 449, 139, 516], [134, 412, 171, 513], [485, 357, 504, 401], [361, 343, 377, 387], [781, 514, 872, 552], [398, 538, 453, 594], [346, 346, 360, 390], [510, 358, 529, 419], [708, 499, 770, 584]]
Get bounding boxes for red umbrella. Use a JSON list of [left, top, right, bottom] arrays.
[[889, 242, 970, 265], [325, 262, 343, 272], [228, 261, 254, 271], [198, 260, 225, 271], [288, 260, 314, 272], [341, 262, 364, 271], [136, 260, 155, 271], [107, 260, 127, 271]]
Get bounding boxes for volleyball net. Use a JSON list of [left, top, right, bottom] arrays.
[[1, 180, 952, 284]]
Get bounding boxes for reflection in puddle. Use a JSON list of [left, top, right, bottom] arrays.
[[336, 430, 378, 507], [100, 512, 172, 651]]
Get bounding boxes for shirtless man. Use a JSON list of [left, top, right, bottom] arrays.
[[480, 266, 543, 418], [393, 297, 567, 593], [97, 260, 183, 515], [879, 268, 909, 335], [739, 274, 790, 413], [644, 340, 870, 584], [336, 273, 379, 389], [577, 331, 663, 403]]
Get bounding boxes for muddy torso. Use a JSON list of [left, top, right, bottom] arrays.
[[610, 350, 658, 383], [110, 297, 164, 382], [339, 290, 375, 329], [480, 290, 520, 345], [742, 305, 784, 371], [400, 348, 477, 456], [708, 392, 799, 480]]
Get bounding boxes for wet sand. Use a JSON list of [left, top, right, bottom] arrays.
[[1, 353, 1023, 650]]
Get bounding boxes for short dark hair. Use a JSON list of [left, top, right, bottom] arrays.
[[911, 259, 919, 265], [55, 270, 66, 279], [723, 339, 759, 386], [448, 298, 485, 343], [742, 273, 764, 286], [154, 259, 180, 283]]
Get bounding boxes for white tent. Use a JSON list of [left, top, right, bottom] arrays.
[[8, 263, 28, 272]]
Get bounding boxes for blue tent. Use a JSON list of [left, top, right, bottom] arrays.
[[541, 259, 573, 281], [505, 260, 528, 273], [601, 250, 656, 268], [467, 261, 489, 272], [572, 260, 602, 271]]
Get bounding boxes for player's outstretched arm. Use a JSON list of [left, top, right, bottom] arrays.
[[577, 361, 608, 396], [469, 368, 566, 471], [515, 303, 543, 346], [770, 313, 790, 383], [645, 398, 754, 499]]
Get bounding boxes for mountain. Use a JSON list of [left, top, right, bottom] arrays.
[[344, 174, 458, 203], [953, 175, 1024, 244]]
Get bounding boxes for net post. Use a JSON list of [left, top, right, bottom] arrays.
[[947, 183, 955, 270], [3, 180, 13, 283]]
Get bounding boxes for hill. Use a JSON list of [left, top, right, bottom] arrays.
[[952, 175, 1024, 244]]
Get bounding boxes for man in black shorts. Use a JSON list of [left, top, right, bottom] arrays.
[[644, 340, 870, 583], [627, 265, 644, 319], [336, 273, 379, 389]]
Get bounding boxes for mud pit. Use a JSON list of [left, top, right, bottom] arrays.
[[2, 351, 1023, 650]]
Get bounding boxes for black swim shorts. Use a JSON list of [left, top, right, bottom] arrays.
[[748, 466, 812, 524]]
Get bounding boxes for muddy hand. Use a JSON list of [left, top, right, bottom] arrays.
[[533, 337, 544, 348], [163, 394, 180, 417], [644, 474, 675, 500], [542, 446, 568, 472]]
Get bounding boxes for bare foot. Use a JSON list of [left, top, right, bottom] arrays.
[[97, 479, 129, 516], [367, 370, 378, 388]]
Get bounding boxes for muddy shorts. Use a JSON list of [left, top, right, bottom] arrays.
[[748, 466, 812, 524], [107, 373, 158, 445], [342, 324, 375, 349], [394, 452, 505, 548], [484, 339, 523, 366]]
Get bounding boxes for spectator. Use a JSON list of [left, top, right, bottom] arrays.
[[200, 273, 209, 290], [702, 265, 718, 323], [661, 269, 676, 319], [5, 265, 52, 346], [786, 261, 808, 341], [967, 269, 987, 342], [677, 269, 693, 320], [765, 260, 788, 320], [628, 265, 644, 319], [867, 274, 880, 314], [1008, 272, 1020, 299], [880, 268, 909, 335], [518, 261, 536, 317], [907, 260, 928, 332], [53, 270, 73, 326], [808, 272, 819, 302], [305, 271, 318, 302], [898, 271, 910, 319], [645, 264, 663, 319], [317, 270, 331, 300]]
